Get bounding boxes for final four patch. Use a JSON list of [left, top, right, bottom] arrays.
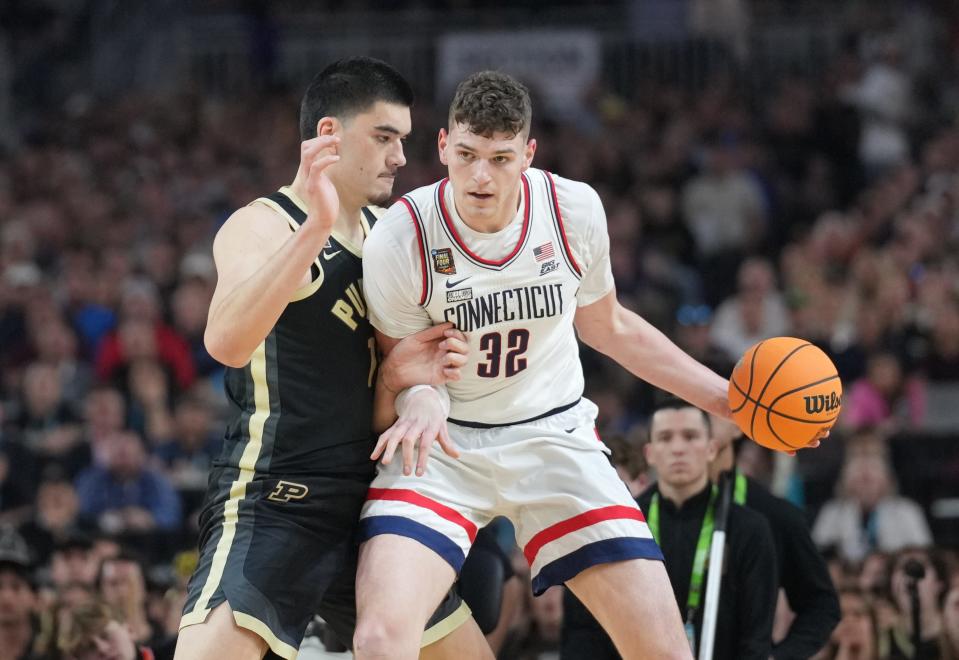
[[431, 248, 456, 274]]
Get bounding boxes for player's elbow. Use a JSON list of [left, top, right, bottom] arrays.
[[204, 327, 250, 368]]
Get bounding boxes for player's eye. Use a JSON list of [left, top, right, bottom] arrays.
[[494, 156, 509, 164], [375, 135, 390, 144], [459, 151, 474, 161]]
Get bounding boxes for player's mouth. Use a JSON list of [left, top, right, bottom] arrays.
[[468, 192, 494, 200]]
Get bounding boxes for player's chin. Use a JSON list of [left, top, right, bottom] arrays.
[[368, 187, 394, 207]]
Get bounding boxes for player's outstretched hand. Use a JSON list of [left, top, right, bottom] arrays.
[[371, 388, 459, 476], [298, 136, 341, 235], [382, 323, 469, 391]]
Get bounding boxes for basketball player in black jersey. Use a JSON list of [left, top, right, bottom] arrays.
[[174, 58, 490, 660]]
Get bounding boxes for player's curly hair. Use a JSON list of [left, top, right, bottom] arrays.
[[448, 71, 532, 138]]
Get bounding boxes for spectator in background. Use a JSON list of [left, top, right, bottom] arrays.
[[170, 272, 218, 379], [673, 303, 734, 377], [0, 526, 38, 660], [815, 588, 879, 660], [884, 547, 948, 659], [81, 385, 126, 470], [844, 38, 913, 178], [126, 359, 175, 444], [48, 534, 99, 593], [56, 599, 154, 660], [813, 437, 932, 563], [95, 279, 195, 392], [919, 300, 959, 382], [682, 137, 767, 305], [152, 392, 219, 492], [843, 351, 926, 431], [31, 319, 92, 409], [710, 257, 789, 362], [74, 430, 181, 537], [98, 552, 169, 651], [17, 470, 92, 565], [13, 361, 81, 454]]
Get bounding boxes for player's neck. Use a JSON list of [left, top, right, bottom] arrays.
[[659, 473, 710, 508]]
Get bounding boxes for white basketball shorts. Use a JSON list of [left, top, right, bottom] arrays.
[[358, 399, 663, 595]]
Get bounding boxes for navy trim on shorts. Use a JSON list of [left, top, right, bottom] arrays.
[[530, 537, 663, 596], [358, 515, 467, 572], [448, 398, 581, 429]]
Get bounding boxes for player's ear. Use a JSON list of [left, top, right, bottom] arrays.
[[523, 138, 537, 170], [316, 117, 338, 137], [438, 128, 449, 165]]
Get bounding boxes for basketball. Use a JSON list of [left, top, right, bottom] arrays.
[[728, 337, 842, 452]]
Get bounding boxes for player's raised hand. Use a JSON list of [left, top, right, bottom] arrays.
[[370, 388, 459, 476], [298, 136, 341, 234], [381, 323, 469, 392]]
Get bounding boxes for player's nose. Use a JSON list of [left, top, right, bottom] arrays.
[[388, 141, 406, 169], [472, 161, 492, 185]]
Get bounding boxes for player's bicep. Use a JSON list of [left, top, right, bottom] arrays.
[[573, 289, 620, 349], [362, 223, 433, 337], [208, 206, 288, 313]]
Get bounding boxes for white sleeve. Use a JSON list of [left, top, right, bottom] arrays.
[[362, 205, 433, 339], [558, 180, 615, 307]]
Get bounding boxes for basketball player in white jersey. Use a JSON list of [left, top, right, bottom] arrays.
[[350, 71, 735, 659]]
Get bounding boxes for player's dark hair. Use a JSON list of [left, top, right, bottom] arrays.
[[299, 57, 414, 141], [448, 70, 532, 138], [651, 395, 712, 435]]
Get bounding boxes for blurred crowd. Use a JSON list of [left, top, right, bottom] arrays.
[[1, 1, 959, 659]]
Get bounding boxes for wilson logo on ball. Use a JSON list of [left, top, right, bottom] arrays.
[[803, 392, 841, 415]]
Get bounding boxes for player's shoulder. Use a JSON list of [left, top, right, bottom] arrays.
[[369, 181, 442, 235], [530, 167, 598, 201], [214, 196, 291, 251], [530, 168, 603, 231]]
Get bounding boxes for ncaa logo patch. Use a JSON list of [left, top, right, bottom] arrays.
[[431, 248, 456, 275], [267, 480, 309, 502]]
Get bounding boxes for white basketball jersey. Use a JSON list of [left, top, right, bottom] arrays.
[[364, 167, 614, 427]]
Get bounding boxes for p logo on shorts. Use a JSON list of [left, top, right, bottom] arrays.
[[267, 480, 309, 503]]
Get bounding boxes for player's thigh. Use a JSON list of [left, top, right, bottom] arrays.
[[566, 559, 690, 660], [174, 602, 267, 660], [356, 534, 457, 626]]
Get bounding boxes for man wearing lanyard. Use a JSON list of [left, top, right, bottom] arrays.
[[560, 397, 777, 660], [709, 416, 840, 659]]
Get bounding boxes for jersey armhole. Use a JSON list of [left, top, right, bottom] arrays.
[[544, 172, 583, 278], [399, 197, 431, 306]]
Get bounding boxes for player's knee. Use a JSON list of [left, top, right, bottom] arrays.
[[352, 615, 419, 658]]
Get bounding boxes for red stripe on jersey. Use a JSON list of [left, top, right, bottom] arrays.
[[366, 488, 478, 542], [523, 505, 646, 565], [545, 171, 582, 276], [399, 198, 428, 305], [437, 175, 531, 267]]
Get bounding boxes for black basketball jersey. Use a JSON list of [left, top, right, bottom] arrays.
[[217, 187, 382, 476]]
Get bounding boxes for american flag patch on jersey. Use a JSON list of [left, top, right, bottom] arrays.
[[533, 242, 555, 262]]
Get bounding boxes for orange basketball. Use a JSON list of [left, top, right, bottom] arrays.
[[728, 336, 842, 452]]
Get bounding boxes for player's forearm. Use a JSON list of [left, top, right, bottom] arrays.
[[589, 306, 730, 419], [206, 223, 331, 367], [372, 371, 400, 434]]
